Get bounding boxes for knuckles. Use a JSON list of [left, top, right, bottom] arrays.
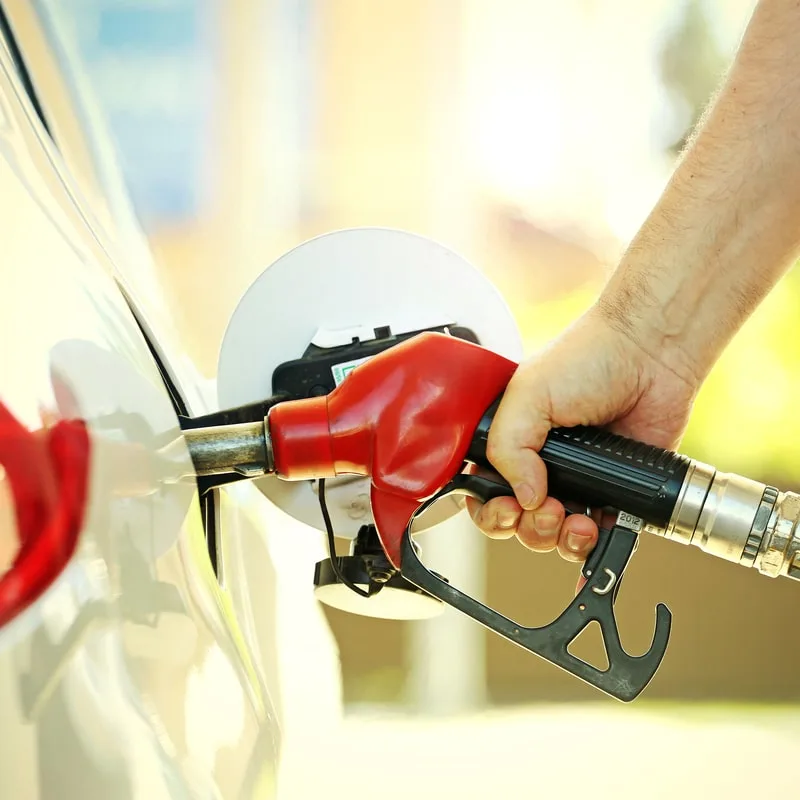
[[483, 437, 506, 472]]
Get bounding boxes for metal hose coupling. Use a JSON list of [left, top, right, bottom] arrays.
[[630, 461, 800, 581]]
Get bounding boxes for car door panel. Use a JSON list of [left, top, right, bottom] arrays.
[[0, 45, 278, 800]]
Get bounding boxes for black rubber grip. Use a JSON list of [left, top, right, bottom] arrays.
[[467, 398, 690, 527]]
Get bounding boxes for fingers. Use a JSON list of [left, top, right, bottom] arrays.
[[484, 377, 552, 512], [557, 513, 598, 562], [465, 494, 520, 539], [468, 494, 599, 562], [467, 355, 603, 564], [469, 495, 579, 554], [515, 496, 564, 552]]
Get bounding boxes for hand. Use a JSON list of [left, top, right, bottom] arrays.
[[467, 304, 699, 562]]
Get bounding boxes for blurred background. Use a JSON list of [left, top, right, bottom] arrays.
[[21, 0, 800, 796]]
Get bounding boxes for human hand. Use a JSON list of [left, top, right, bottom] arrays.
[[467, 304, 699, 562]]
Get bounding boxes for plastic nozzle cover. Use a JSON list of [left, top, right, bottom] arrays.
[[268, 331, 516, 567]]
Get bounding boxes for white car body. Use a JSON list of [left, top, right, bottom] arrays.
[[0, 5, 341, 798]]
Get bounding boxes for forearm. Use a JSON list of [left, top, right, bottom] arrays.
[[598, 0, 800, 384]]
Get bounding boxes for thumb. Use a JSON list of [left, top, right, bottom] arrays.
[[484, 380, 551, 512]]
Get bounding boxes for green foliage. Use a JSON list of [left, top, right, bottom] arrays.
[[682, 263, 800, 483], [659, 0, 728, 156]]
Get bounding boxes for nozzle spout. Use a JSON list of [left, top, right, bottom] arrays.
[[182, 420, 274, 479]]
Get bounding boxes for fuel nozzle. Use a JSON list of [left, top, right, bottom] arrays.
[[178, 395, 800, 583], [177, 331, 800, 702], [635, 464, 800, 582]]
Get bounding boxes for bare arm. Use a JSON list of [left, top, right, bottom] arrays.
[[600, 0, 800, 385], [474, 0, 800, 561]]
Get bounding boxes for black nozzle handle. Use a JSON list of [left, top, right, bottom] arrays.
[[467, 397, 691, 527]]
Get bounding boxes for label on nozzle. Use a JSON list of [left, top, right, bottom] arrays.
[[331, 356, 373, 386], [616, 511, 643, 532]]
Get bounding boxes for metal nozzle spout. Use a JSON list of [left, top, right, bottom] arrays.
[[181, 419, 274, 479]]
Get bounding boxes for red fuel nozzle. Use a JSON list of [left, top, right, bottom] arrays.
[[265, 330, 675, 702], [267, 331, 516, 567]]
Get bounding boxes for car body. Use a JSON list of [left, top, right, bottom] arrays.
[[0, 4, 341, 797]]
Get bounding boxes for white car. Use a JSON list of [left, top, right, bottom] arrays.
[[0, 4, 342, 798]]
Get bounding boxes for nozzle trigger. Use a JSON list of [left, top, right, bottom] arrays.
[[399, 473, 671, 702]]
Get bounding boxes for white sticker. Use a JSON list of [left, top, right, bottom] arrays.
[[331, 356, 373, 386], [616, 511, 643, 532]]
